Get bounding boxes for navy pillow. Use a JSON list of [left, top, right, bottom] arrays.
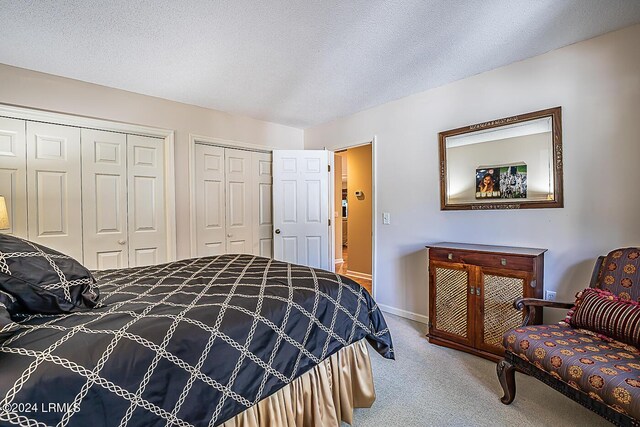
[[0, 290, 19, 343], [0, 234, 99, 314]]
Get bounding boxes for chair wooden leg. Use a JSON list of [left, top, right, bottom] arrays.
[[497, 359, 516, 404]]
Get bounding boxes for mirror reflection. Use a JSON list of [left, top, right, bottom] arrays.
[[439, 107, 562, 210]]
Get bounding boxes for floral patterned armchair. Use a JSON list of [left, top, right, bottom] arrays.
[[498, 248, 640, 426]]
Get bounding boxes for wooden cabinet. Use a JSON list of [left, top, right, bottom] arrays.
[[426, 242, 546, 362]]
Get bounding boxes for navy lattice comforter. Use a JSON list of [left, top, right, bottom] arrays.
[[0, 254, 393, 426]]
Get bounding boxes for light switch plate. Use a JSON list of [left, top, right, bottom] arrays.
[[382, 212, 390, 225]]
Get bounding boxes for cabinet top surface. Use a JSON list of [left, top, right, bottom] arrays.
[[426, 242, 547, 257]]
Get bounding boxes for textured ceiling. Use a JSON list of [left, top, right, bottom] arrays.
[[1, 1, 640, 128]]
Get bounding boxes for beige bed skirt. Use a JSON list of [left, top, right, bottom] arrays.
[[222, 339, 375, 427]]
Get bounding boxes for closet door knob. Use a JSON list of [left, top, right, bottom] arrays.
[[275, 229, 281, 234], [118, 239, 126, 245], [227, 233, 232, 238]]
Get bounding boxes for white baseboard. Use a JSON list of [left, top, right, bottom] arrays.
[[378, 304, 429, 325], [334, 258, 344, 264], [346, 270, 372, 280]]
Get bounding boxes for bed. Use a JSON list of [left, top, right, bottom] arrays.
[[0, 247, 393, 427]]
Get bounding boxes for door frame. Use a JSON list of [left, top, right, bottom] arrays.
[[329, 136, 377, 299], [188, 134, 272, 258], [0, 103, 177, 261]]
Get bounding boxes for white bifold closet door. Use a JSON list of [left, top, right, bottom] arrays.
[[252, 151, 273, 258], [127, 135, 167, 267], [194, 144, 226, 256], [26, 122, 83, 261], [225, 148, 253, 253], [82, 131, 166, 269], [194, 144, 272, 257], [0, 117, 27, 237], [0, 116, 168, 269], [81, 129, 129, 270]]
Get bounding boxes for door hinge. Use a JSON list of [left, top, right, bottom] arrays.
[[328, 164, 331, 172], [328, 219, 331, 226]]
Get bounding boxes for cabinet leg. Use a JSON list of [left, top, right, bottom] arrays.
[[497, 359, 516, 404]]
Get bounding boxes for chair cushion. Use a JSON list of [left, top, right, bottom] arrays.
[[566, 288, 640, 348], [0, 234, 99, 314], [597, 247, 640, 302], [504, 323, 640, 419]]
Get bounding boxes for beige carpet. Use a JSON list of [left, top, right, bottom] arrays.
[[350, 313, 610, 427]]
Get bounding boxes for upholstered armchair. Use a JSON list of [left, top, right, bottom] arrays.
[[498, 248, 640, 426]]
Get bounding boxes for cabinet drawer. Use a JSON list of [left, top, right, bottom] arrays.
[[430, 248, 533, 271], [459, 252, 533, 271], [429, 248, 462, 263]]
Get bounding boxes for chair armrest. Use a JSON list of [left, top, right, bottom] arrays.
[[513, 298, 574, 326], [514, 298, 574, 310]]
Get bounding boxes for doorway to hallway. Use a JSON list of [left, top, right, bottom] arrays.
[[336, 246, 372, 293], [333, 144, 372, 294]]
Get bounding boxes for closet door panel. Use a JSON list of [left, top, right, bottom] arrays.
[[194, 144, 226, 256], [81, 129, 128, 270], [36, 172, 67, 233], [127, 134, 166, 267], [252, 152, 273, 258], [0, 117, 27, 237], [225, 148, 253, 254], [26, 122, 83, 260]]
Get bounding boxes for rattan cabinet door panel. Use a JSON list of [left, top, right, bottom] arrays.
[[429, 261, 474, 347], [476, 268, 529, 354]]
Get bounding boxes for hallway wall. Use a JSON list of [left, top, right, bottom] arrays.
[[346, 144, 372, 276]]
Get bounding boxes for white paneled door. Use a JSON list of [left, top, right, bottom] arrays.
[[273, 150, 331, 270], [81, 129, 128, 270], [127, 134, 167, 267], [194, 144, 226, 256], [252, 151, 273, 258], [0, 117, 27, 237], [225, 148, 253, 254], [26, 122, 83, 261]]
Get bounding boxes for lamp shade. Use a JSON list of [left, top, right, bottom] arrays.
[[0, 196, 9, 230]]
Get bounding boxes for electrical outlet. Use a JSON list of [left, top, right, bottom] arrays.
[[545, 290, 557, 301], [382, 212, 390, 225]]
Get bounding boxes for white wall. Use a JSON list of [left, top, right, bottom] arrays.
[[0, 64, 304, 259], [305, 24, 640, 323]]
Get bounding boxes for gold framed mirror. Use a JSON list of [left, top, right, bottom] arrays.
[[439, 107, 563, 210]]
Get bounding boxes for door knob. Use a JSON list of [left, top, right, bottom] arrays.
[[227, 234, 232, 238], [118, 239, 126, 245], [275, 229, 281, 234]]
